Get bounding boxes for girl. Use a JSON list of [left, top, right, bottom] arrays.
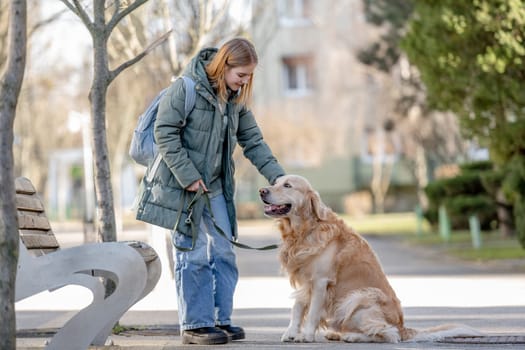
[[136, 38, 285, 345]]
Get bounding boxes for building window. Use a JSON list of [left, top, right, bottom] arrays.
[[278, 0, 312, 27], [282, 55, 315, 96]]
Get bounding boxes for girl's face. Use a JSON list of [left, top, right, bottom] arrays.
[[224, 63, 256, 91]]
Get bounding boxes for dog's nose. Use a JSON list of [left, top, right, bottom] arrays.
[[259, 188, 269, 197]]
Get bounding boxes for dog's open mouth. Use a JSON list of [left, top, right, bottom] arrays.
[[263, 202, 292, 216]]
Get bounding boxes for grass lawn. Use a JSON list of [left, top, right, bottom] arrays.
[[341, 212, 525, 262], [410, 230, 525, 261], [341, 212, 431, 235]]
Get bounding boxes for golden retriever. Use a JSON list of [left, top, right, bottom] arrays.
[[259, 174, 481, 343]]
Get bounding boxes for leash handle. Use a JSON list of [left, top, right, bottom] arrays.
[[171, 190, 198, 252]]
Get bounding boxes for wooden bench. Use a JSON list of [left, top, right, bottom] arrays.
[[15, 177, 161, 349]]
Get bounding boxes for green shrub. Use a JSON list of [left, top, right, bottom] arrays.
[[460, 160, 493, 173], [480, 168, 504, 196], [503, 156, 525, 203], [424, 161, 497, 230], [443, 195, 496, 230], [440, 172, 485, 196], [424, 179, 447, 203]]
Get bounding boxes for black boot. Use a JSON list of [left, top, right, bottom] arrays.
[[217, 325, 245, 341], [182, 327, 228, 345]]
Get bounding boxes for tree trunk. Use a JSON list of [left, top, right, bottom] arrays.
[[496, 188, 515, 238], [414, 144, 429, 210], [370, 129, 394, 214], [90, 3, 117, 243], [371, 160, 393, 214], [0, 0, 27, 347], [90, 80, 117, 243], [371, 156, 385, 213]]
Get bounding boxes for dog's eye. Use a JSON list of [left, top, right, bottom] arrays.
[[283, 183, 292, 188]]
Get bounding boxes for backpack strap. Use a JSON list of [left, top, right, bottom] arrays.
[[147, 76, 196, 178], [181, 76, 196, 122]]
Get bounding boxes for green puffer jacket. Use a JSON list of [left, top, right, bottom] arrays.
[[135, 48, 285, 238]]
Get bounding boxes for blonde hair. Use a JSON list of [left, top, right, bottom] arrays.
[[206, 37, 258, 107]]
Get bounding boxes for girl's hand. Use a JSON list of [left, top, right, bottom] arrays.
[[186, 179, 208, 192]]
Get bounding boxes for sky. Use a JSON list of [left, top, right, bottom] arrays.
[[34, 2, 91, 70], [35, 0, 251, 70]]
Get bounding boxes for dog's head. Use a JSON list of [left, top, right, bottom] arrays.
[[259, 175, 331, 222]]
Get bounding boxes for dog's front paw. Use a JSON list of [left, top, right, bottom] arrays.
[[281, 328, 299, 342], [294, 332, 315, 343]]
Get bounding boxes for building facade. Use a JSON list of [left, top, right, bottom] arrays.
[[236, 0, 415, 214]]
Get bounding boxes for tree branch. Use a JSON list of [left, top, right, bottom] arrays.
[[108, 29, 172, 83], [59, 0, 94, 33], [107, 0, 149, 34]]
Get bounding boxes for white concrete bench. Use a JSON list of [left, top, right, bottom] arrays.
[[15, 177, 161, 350]]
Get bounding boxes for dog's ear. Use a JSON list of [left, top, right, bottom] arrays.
[[307, 190, 330, 221]]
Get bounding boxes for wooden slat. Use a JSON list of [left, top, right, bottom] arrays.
[[15, 177, 61, 255], [17, 212, 51, 231], [16, 193, 45, 212], [19, 231, 59, 250], [15, 177, 36, 195], [19, 228, 54, 236]]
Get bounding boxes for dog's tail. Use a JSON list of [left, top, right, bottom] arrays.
[[402, 324, 483, 342]]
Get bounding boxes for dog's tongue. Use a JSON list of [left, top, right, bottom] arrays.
[[264, 204, 288, 215]]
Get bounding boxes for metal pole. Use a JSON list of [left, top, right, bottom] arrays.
[[438, 205, 451, 243], [469, 214, 482, 249]]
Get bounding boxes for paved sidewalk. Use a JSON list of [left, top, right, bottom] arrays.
[[16, 221, 525, 349]]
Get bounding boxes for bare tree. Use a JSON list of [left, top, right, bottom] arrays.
[[58, 0, 170, 243], [0, 0, 27, 347], [1, 1, 76, 198], [363, 123, 399, 214]]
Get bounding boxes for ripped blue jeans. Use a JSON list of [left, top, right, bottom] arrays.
[[172, 194, 238, 331]]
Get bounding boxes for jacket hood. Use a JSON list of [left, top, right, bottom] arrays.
[[183, 47, 217, 92]]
